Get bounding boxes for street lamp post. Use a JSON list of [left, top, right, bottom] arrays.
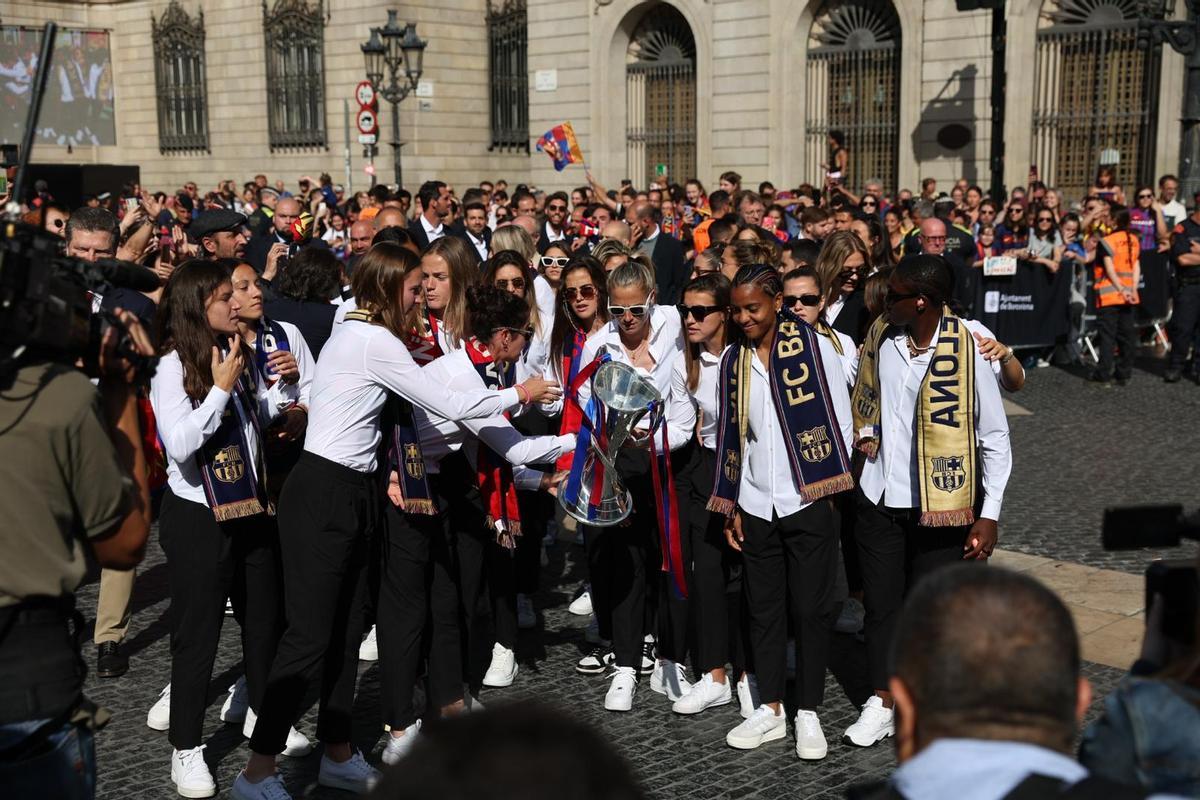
[[1141, 1, 1200, 198], [360, 10, 427, 189]]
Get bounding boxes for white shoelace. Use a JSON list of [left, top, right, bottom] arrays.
[[797, 712, 822, 736], [176, 746, 208, 776]]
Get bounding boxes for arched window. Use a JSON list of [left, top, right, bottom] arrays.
[[625, 4, 696, 188], [1032, 0, 1165, 199], [805, 0, 901, 195], [263, 0, 326, 150], [152, 0, 208, 153]]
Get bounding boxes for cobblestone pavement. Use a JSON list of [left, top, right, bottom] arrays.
[[77, 360, 1191, 800]]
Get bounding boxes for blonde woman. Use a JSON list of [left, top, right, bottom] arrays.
[[813, 230, 871, 344]]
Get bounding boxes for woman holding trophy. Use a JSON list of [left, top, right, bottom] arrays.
[[567, 261, 696, 712]]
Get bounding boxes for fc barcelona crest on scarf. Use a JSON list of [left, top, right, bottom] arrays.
[[723, 449, 740, 483], [797, 426, 832, 463], [854, 385, 878, 421], [213, 446, 245, 484], [931, 455, 967, 493], [404, 443, 425, 480]]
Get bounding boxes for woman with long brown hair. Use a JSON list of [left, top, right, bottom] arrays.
[[418, 236, 479, 353], [233, 244, 561, 800], [150, 259, 305, 798]]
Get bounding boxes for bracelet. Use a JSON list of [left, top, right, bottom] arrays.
[[999, 348, 1014, 366], [515, 384, 530, 404]]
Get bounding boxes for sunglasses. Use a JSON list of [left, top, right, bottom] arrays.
[[784, 294, 822, 308], [1037, 216, 1054, 222], [563, 284, 597, 301], [496, 325, 534, 340], [677, 303, 724, 321], [837, 268, 861, 282], [540, 255, 569, 269], [886, 290, 920, 305], [547, 204, 568, 212], [608, 303, 650, 318], [1137, 193, 1153, 200], [495, 277, 526, 291]]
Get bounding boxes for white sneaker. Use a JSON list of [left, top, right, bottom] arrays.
[[639, 635, 656, 676], [171, 746, 216, 798], [736, 674, 761, 720], [649, 659, 692, 702], [147, 683, 171, 731], [482, 643, 518, 688], [795, 709, 828, 760], [318, 751, 380, 793], [359, 625, 379, 662], [381, 720, 421, 766], [672, 673, 732, 715], [584, 615, 604, 645], [242, 709, 313, 758], [568, 587, 593, 616], [604, 666, 637, 712], [726, 705, 787, 750], [516, 594, 536, 630], [220, 677, 249, 724], [843, 696, 895, 747], [231, 772, 291, 800]]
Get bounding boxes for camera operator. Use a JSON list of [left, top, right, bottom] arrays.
[[65, 206, 156, 679], [1079, 553, 1200, 796], [0, 307, 154, 796]]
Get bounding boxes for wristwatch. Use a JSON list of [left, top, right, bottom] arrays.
[[999, 347, 1014, 366]]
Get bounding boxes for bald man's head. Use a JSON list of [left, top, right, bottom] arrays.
[[273, 197, 302, 235], [919, 217, 947, 256], [601, 220, 632, 247], [373, 207, 406, 232], [350, 220, 374, 255], [511, 213, 540, 245]]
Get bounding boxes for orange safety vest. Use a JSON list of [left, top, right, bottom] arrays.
[[1094, 230, 1139, 307]]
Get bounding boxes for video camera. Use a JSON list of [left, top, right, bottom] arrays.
[[0, 220, 159, 380], [1103, 505, 1199, 646], [0, 20, 157, 382]]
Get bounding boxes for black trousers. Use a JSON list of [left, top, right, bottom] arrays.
[[249, 453, 376, 755], [488, 488, 548, 649], [1095, 304, 1137, 380], [376, 453, 487, 730], [659, 445, 738, 675], [739, 501, 839, 709], [159, 490, 282, 750], [1168, 282, 1200, 371], [854, 488, 972, 691]]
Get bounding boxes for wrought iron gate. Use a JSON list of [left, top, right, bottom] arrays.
[[488, 0, 528, 152], [805, 0, 900, 195], [152, 1, 209, 152], [625, 5, 696, 187], [1031, 0, 1163, 200]]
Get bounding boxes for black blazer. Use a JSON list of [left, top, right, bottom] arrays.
[[245, 231, 285, 272], [455, 227, 491, 265], [407, 219, 432, 252], [648, 233, 688, 305], [830, 288, 869, 346]]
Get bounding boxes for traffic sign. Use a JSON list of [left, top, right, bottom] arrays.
[[356, 108, 378, 135], [358, 133, 377, 145], [355, 80, 377, 108]]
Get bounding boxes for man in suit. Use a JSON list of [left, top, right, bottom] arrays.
[[245, 196, 302, 272], [538, 191, 571, 254], [407, 180, 450, 251], [457, 201, 491, 264], [627, 200, 688, 305]]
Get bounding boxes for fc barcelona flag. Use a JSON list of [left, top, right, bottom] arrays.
[[536, 122, 584, 171]]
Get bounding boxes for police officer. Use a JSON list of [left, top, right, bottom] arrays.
[[0, 307, 153, 795], [193, 209, 249, 261], [1165, 192, 1200, 383]]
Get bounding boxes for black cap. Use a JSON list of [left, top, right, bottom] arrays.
[[190, 209, 247, 239]]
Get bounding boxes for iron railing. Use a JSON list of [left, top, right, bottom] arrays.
[[625, 6, 696, 187], [151, 1, 209, 153], [488, 0, 528, 152], [263, 0, 326, 150]]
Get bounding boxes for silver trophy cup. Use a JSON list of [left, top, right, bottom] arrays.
[[558, 360, 661, 527]]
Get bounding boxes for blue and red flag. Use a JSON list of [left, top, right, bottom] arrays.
[[536, 121, 584, 171]]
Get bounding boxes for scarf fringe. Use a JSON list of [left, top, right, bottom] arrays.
[[799, 472, 855, 503], [486, 516, 522, 538], [213, 498, 266, 522], [707, 496, 736, 516], [405, 499, 438, 516], [919, 508, 976, 528]]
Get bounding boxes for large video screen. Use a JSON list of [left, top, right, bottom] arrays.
[[0, 26, 116, 147]]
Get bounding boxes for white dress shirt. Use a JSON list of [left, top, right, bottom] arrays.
[[246, 320, 314, 421], [151, 351, 278, 506], [825, 295, 846, 325], [858, 319, 1012, 521], [466, 231, 488, 260], [576, 304, 695, 451], [533, 274, 556, 334], [736, 335, 852, 522], [414, 349, 575, 489], [420, 213, 445, 243], [544, 220, 567, 243], [672, 346, 726, 451], [829, 328, 858, 386], [303, 321, 519, 472]]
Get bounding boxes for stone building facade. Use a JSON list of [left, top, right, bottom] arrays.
[[2, 0, 1186, 200]]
